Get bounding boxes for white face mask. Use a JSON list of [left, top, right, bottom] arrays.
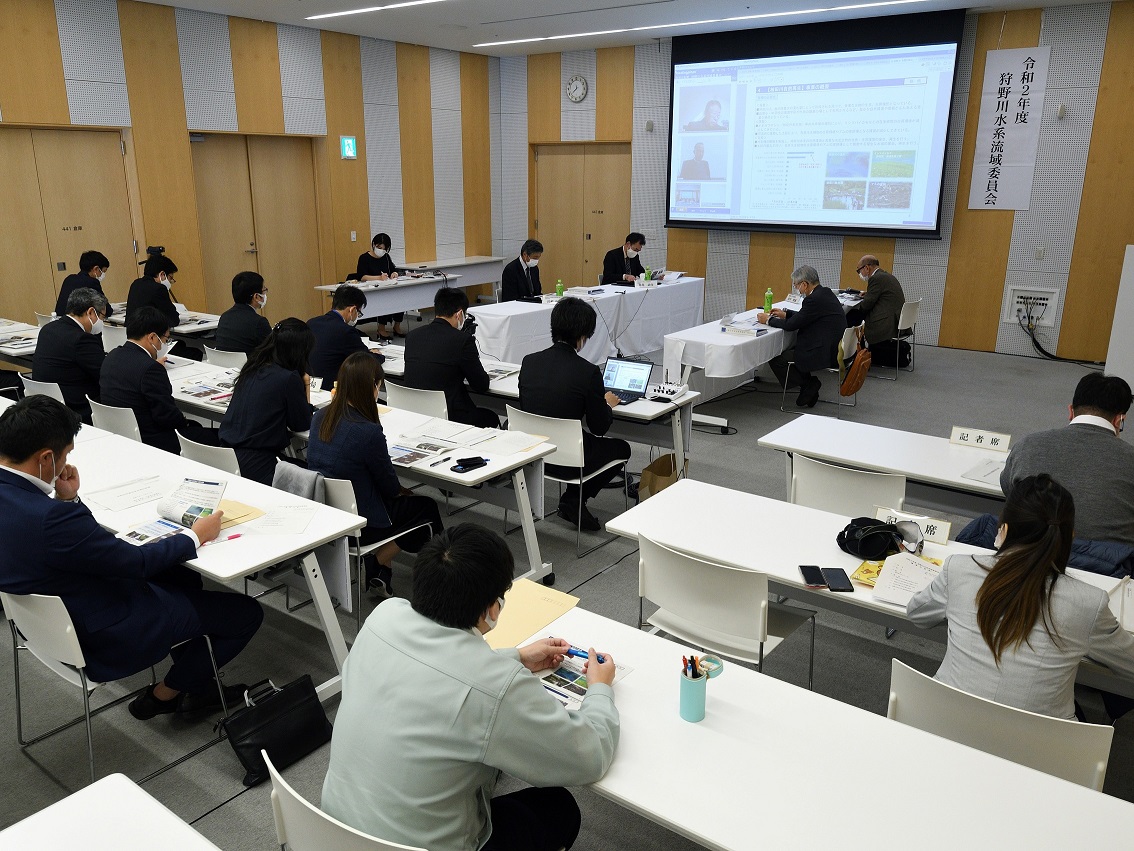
[[526, 257, 539, 269], [457, 311, 466, 331], [483, 596, 506, 631], [152, 336, 175, 359], [39, 453, 59, 489], [373, 248, 387, 258], [96, 271, 106, 283], [347, 309, 360, 327], [160, 275, 172, 290], [90, 316, 105, 336], [858, 272, 869, 283], [257, 292, 268, 309], [626, 248, 639, 259], [994, 525, 1006, 549]]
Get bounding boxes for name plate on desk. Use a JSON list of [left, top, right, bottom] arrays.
[[875, 506, 951, 545], [950, 426, 1011, 451]]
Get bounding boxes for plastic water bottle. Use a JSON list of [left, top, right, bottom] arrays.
[[764, 288, 774, 312], [555, 279, 564, 297], [645, 266, 652, 281]]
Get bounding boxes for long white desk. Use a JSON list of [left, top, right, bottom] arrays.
[[525, 607, 1134, 850], [104, 302, 221, 336], [758, 415, 1007, 516], [0, 319, 40, 369], [0, 773, 220, 850], [469, 277, 705, 366], [317, 273, 470, 320]]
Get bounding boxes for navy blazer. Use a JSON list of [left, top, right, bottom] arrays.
[[519, 341, 613, 436], [215, 303, 271, 353], [500, 257, 541, 301], [126, 277, 179, 328], [767, 285, 847, 374], [602, 247, 644, 286], [307, 408, 400, 529], [100, 342, 192, 454], [32, 316, 105, 418], [308, 310, 384, 391], [0, 469, 197, 683], [401, 318, 490, 422], [55, 273, 115, 318]]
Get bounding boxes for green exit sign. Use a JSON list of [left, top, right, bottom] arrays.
[[340, 136, 357, 160]]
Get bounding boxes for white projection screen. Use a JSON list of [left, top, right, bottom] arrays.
[[667, 11, 966, 239]]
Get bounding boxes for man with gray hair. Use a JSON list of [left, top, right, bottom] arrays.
[[501, 239, 544, 301], [31, 287, 108, 423], [757, 266, 845, 407]]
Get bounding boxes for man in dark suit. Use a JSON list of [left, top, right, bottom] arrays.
[[55, 250, 115, 318], [678, 142, 711, 180], [401, 288, 498, 429], [846, 255, 906, 346], [0, 396, 261, 719], [215, 270, 271, 353], [100, 307, 219, 453], [32, 287, 107, 423], [308, 284, 384, 390], [519, 297, 631, 531], [126, 253, 180, 329], [500, 239, 543, 302], [602, 232, 646, 285], [758, 265, 846, 408]]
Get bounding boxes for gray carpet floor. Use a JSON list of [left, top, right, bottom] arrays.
[[3, 344, 1131, 848]]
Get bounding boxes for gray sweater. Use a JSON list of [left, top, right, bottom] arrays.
[[1001, 421, 1134, 546]]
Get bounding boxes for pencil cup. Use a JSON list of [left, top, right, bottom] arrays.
[[679, 671, 707, 722]]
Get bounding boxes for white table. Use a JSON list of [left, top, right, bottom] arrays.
[[0, 773, 220, 850], [758, 415, 1007, 516], [105, 303, 221, 336], [317, 273, 466, 320], [0, 319, 41, 368], [165, 357, 332, 422], [470, 277, 705, 366], [663, 310, 789, 382], [525, 607, 1134, 851]]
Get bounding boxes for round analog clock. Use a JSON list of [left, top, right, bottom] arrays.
[[566, 74, 588, 103]]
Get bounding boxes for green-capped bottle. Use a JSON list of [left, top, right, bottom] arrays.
[[764, 288, 774, 312], [555, 279, 564, 297]]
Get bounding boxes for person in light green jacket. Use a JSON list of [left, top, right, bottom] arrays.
[[322, 523, 620, 851]]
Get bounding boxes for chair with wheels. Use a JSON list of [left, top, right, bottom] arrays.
[[638, 534, 816, 688], [203, 346, 248, 368], [88, 397, 142, 442], [506, 405, 627, 558], [384, 383, 448, 419], [789, 453, 905, 517], [101, 324, 127, 353], [177, 432, 241, 476], [19, 375, 66, 404], [887, 659, 1114, 790]]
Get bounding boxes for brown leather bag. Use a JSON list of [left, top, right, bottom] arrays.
[[841, 326, 872, 397]]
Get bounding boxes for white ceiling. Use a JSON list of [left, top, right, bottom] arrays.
[[144, 0, 1073, 57]]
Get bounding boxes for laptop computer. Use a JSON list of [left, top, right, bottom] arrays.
[[602, 358, 654, 404]]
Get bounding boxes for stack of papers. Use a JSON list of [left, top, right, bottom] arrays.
[[1108, 577, 1134, 631], [961, 458, 1005, 486], [871, 552, 943, 607]]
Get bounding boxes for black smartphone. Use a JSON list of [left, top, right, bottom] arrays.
[[451, 459, 488, 474], [456, 456, 485, 466], [799, 565, 826, 588], [821, 567, 855, 592]]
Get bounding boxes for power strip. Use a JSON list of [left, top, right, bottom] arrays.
[[646, 382, 688, 401]]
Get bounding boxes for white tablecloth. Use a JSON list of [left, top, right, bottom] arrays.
[[663, 309, 793, 380], [470, 277, 705, 366]]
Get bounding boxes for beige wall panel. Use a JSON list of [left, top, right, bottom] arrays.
[[229, 17, 286, 136], [1061, 1, 1134, 361], [938, 9, 1042, 352], [595, 47, 635, 142], [747, 232, 798, 309], [396, 43, 437, 263], [0, 129, 53, 327], [0, 0, 69, 125], [840, 237, 895, 290], [582, 144, 631, 281], [527, 53, 561, 144], [534, 146, 585, 288]]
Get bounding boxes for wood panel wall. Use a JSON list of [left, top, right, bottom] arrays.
[[667, 229, 709, 279], [229, 17, 286, 135], [596, 47, 635, 142], [746, 233, 798, 308], [0, 0, 69, 125], [396, 43, 437, 263]]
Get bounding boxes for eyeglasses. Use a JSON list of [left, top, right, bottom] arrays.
[[855, 265, 868, 273]]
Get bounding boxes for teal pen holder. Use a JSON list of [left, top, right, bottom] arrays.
[[679, 671, 707, 722]]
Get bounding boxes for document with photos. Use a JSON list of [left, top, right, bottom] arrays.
[[85, 476, 177, 512], [538, 654, 633, 711], [485, 364, 520, 379], [389, 445, 440, 466], [871, 552, 943, 608], [117, 478, 227, 545], [403, 418, 473, 442]]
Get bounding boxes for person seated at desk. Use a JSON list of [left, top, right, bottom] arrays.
[[519, 297, 631, 532], [401, 287, 499, 429], [126, 252, 201, 362], [678, 142, 711, 180], [32, 287, 107, 424], [757, 265, 845, 408], [55, 250, 115, 318], [356, 232, 403, 340], [100, 307, 220, 454], [602, 233, 646, 286], [308, 284, 384, 391], [307, 352, 443, 599], [322, 523, 618, 851], [908, 474, 1134, 722], [214, 271, 271, 354], [220, 318, 314, 486], [0, 396, 262, 720], [845, 255, 905, 349], [500, 239, 543, 302]]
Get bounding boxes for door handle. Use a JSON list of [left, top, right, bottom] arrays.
[[245, 248, 258, 253]]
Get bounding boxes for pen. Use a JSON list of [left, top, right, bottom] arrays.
[[204, 533, 241, 546], [565, 647, 606, 664], [429, 456, 453, 467]]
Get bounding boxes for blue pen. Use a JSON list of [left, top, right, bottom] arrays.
[[566, 647, 606, 664]]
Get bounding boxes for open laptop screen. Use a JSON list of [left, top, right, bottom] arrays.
[[602, 359, 654, 394]]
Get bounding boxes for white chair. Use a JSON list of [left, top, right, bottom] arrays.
[[384, 383, 448, 419], [19, 375, 65, 404], [638, 534, 815, 688], [789, 453, 905, 517], [324, 477, 433, 630], [204, 346, 248, 368], [506, 405, 627, 557], [101, 323, 127, 353], [178, 432, 241, 476], [880, 298, 922, 380], [35, 312, 55, 327], [779, 323, 864, 417], [0, 591, 228, 783], [88, 397, 142, 442], [887, 659, 1114, 790], [264, 750, 425, 851]]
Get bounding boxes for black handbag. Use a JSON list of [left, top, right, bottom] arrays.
[[836, 517, 925, 560], [219, 675, 332, 786]]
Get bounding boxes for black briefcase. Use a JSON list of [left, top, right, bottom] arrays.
[[220, 675, 332, 786]]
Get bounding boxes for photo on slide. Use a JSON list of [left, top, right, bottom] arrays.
[[870, 150, 916, 178], [675, 136, 728, 181], [866, 181, 912, 209], [825, 152, 870, 178], [823, 181, 867, 210], [679, 85, 731, 132]]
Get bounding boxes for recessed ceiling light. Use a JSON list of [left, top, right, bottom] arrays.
[[474, 0, 929, 47], [307, 0, 452, 20]]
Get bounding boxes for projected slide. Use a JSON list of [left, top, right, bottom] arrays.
[[668, 43, 958, 234]]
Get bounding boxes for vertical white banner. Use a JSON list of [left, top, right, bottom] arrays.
[[968, 46, 1050, 210]]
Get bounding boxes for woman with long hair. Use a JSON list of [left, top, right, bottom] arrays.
[[307, 352, 442, 598], [219, 318, 315, 485], [908, 473, 1134, 720]]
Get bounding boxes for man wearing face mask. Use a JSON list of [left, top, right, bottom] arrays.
[[845, 255, 905, 349], [100, 307, 221, 454], [500, 239, 543, 302], [602, 232, 647, 286], [401, 288, 498, 428], [323, 523, 618, 851], [32, 288, 108, 424], [126, 253, 180, 330], [308, 284, 385, 391], [55, 250, 115, 318], [0, 395, 263, 721], [215, 271, 272, 354]]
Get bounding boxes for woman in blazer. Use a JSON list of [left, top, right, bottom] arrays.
[[307, 351, 442, 597], [908, 473, 1134, 720], [355, 232, 402, 340]]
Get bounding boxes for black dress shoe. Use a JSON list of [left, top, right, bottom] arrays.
[[129, 685, 180, 720], [557, 501, 601, 532], [603, 470, 627, 489], [177, 682, 250, 716]]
